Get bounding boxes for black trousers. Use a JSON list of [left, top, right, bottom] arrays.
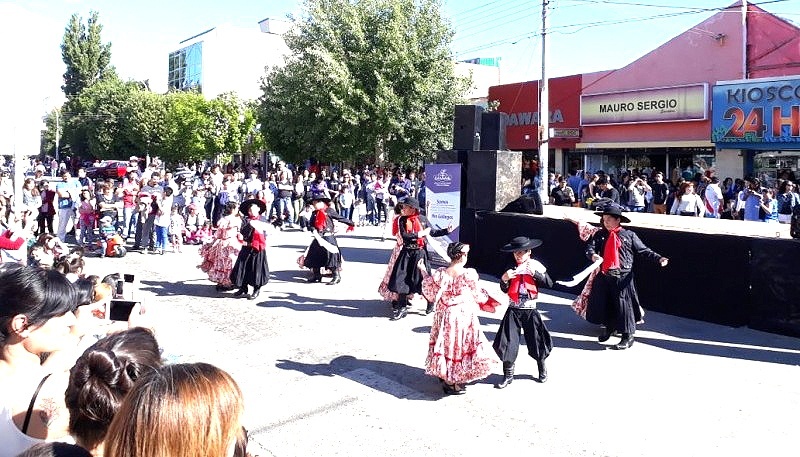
[[493, 307, 552, 363]]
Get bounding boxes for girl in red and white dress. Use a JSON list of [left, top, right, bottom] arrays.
[[199, 201, 243, 290], [421, 242, 499, 395]]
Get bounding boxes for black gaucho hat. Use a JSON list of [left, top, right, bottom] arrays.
[[500, 236, 543, 252], [240, 199, 267, 215], [594, 203, 631, 223], [309, 193, 332, 204], [400, 196, 421, 211]]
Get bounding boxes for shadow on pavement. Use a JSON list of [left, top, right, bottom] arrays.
[[140, 279, 220, 298], [256, 291, 389, 319], [275, 355, 444, 400], [536, 297, 800, 365]]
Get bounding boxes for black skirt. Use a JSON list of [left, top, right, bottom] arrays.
[[230, 247, 270, 288], [303, 235, 342, 269], [387, 247, 430, 295], [585, 271, 642, 333]]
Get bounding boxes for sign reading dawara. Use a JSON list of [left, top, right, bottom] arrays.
[[581, 84, 708, 125], [424, 163, 461, 243], [712, 77, 800, 148]]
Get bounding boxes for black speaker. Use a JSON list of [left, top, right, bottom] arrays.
[[452, 105, 483, 151], [480, 111, 508, 150], [466, 150, 522, 211]]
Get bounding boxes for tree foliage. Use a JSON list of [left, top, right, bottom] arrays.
[[61, 11, 114, 97], [258, 0, 468, 166]]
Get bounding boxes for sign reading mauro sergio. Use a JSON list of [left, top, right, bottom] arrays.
[[581, 83, 708, 125], [712, 76, 800, 148]]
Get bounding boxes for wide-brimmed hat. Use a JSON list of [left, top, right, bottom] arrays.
[[309, 193, 332, 204], [594, 203, 631, 223], [400, 197, 421, 211], [500, 236, 543, 252], [99, 216, 114, 224], [240, 199, 267, 215]]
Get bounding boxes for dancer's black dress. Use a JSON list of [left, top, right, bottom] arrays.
[[303, 207, 354, 271], [230, 218, 270, 289]]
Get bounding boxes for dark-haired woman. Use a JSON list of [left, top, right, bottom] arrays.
[[230, 199, 271, 300], [0, 266, 82, 453], [65, 327, 163, 456], [420, 242, 499, 395], [386, 197, 453, 320], [302, 195, 354, 285], [199, 201, 243, 291]]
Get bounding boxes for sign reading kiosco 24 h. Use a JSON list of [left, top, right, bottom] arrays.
[[712, 77, 800, 149]]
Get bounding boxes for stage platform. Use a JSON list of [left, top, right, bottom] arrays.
[[543, 205, 792, 239], [460, 205, 800, 338]]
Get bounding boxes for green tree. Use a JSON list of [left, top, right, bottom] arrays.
[[121, 89, 169, 160], [61, 11, 114, 97], [258, 0, 467, 166], [40, 108, 62, 157], [162, 91, 212, 163], [64, 77, 141, 159]]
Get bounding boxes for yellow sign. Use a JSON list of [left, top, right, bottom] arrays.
[[581, 84, 708, 125]]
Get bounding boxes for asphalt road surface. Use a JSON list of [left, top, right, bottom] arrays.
[[83, 224, 800, 457]]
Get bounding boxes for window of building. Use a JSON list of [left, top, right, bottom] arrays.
[[168, 42, 203, 92]]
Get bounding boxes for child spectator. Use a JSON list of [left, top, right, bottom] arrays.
[[77, 189, 96, 246], [98, 216, 117, 258], [169, 205, 185, 253]]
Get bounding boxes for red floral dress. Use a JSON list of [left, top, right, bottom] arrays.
[[378, 216, 402, 302], [199, 215, 243, 286], [422, 268, 498, 384]]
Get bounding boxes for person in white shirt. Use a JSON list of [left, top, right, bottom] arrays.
[[704, 176, 724, 218], [244, 170, 264, 197], [669, 182, 704, 217]]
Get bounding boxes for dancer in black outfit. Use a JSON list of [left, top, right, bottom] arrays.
[[230, 199, 270, 300], [302, 195, 354, 285], [386, 197, 453, 320], [493, 236, 553, 388]]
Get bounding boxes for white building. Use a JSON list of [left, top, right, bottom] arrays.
[[454, 58, 501, 107], [168, 18, 291, 101]]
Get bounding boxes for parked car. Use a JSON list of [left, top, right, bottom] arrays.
[[87, 161, 128, 180]]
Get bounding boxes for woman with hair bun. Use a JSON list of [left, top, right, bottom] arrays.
[[65, 327, 163, 456], [104, 362, 245, 457], [419, 242, 499, 395]]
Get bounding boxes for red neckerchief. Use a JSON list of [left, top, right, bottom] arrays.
[[405, 214, 425, 247], [601, 226, 622, 273], [508, 260, 538, 302], [314, 207, 328, 231], [248, 216, 266, 251]]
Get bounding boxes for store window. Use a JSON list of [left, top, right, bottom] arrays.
[[753, 151, 800, 187]]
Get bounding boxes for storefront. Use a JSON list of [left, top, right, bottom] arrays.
[[486, 3, 800, 183], [486, 75, 582, 174], [712, 76, 800, 186]]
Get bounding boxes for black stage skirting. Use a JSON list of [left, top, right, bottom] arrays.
[[461, 210, 800, 338]]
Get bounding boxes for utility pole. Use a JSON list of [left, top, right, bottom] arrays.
[[54, 108, 60, 161], [538, 0, 550, 204], [741, 0, 748, 79]]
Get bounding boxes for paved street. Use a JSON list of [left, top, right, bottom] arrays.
[[84, 225, 800, 457]]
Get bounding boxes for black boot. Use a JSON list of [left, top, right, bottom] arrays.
[[616, 333, 634, 350], [537, 359, 548, 383], [425, 301, 434, 314], [248, 286, 261, 300], [494, 362, 515, 389], [598, 326, 613, 342], [233, 287, 248, 297], [308, 268, 322, 283], [328, 270, 341, 285]]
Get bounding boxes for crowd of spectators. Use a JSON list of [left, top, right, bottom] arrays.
[[533, 166, 800, 223]]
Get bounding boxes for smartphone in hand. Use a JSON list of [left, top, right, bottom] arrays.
[[108, 300, 138, 321]]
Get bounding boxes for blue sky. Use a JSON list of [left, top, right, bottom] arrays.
[[1, 0, 799, 151]]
